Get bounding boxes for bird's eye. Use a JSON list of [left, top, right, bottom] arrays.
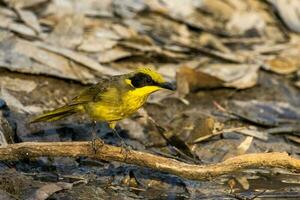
[[130, 73, 155, 88], [145, 76, 153, 84]]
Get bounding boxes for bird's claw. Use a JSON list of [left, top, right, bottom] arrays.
[[91, 137, 104, 154]]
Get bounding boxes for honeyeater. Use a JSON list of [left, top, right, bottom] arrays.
[[30, 67, 176, 130]]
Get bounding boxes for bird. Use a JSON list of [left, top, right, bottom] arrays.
[[30, 67, 176, 145]]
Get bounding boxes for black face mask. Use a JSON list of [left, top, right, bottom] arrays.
[[130, 73, 157, 88]]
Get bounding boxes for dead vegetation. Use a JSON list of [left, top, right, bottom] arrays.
[[1, 0, 300, 199]]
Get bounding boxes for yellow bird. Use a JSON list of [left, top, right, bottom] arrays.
[[30, 67, 176, 131]]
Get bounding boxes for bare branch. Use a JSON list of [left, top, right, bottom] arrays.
[[0, 141, 299, 181]]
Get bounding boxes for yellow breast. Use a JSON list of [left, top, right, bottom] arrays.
[[86, 85, 161, 122], [122, 85, 161, 112]]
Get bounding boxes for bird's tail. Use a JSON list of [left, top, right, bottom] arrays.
[[30, 104, 83, 123]]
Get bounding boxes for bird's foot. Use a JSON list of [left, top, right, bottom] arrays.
[[112, 129, 132, 153], [91, 137, 104, 154]]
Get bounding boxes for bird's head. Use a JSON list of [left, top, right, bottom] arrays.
[[125, 67, 176, 92]]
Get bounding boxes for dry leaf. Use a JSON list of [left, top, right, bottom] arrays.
[[111, 24, 138, 39], [295, 80, 300, 89], [48, 14, 84, 49], [0, 15, 36, 37], [0, 129, 8, 147], [235, 127, 269, 141], [237, 136, 253, 155], [35, 41, 119, 75], [187, 117, 219, 143], [5, 0, 48, 9], [198, 33, 230, 53], [0, 77, 37, 93], [113, 0, 146, 18], [0, 88, 42, 114], [27, 182, 73, 200], [262, 44, 300, 75], [264, 57, 299, 74], [98, 47, 132, 63], [79, 26, 120, 52], [226, 12, 265, 35], [200, 0, 235, 20], [13, 38, 95, 82], [176, 66, 224, 97], [230, 100, 300, 127], [201, 63, 260, 89], [268, 0, 300, 33], [223, 136, 253, 160], [286, 135, 300, 144], [236, 176, 250, 190], [15, 8, 41, 34]]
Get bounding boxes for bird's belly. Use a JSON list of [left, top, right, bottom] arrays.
[[86, 103, 123, 122], [86, 100, 144, 122]]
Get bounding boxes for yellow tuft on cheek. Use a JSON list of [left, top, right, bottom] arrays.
[[125, 79, 134, 87]]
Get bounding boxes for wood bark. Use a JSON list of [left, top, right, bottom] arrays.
[[0, 141, 299, 180]]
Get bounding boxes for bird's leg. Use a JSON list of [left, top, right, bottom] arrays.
[[109, 122, 130, 151], [91, 120, 103, 153]]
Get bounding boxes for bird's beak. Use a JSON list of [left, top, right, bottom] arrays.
[[160, 82, 176, 91]]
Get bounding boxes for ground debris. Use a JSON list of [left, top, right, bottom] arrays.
[[0, 0, 300, 198], [229, 100, 300, 127]]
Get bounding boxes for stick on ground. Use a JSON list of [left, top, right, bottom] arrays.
[[0, 141, 299, 181]]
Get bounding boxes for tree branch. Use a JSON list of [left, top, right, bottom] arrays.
[[0, 141, 299, 181]]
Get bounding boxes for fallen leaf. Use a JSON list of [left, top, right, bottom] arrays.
[[5, 0, 48, 9], [0, 37, 96, 83], [187, 117, 219, 144], [78, 38, 117, 53], [223, 136, 253, 160], [267, 125, 300, 135], [198, 33, 230, 53], [228, 179, 236, 191], [263, 56, 299, 74], [35, 41, 119, 75], [0, 20, 37, 37], [48, 14, 84, 49], [200, 63, 260, 89], [236, 176, 250, 190], [0, 108, 14, 145], [0, 129, 8, 147], [122, 171, 139, 188], [199, 0, 234, 20], [286, 135, 300, 144], [111, 24, 138, 39], [0, 77, 37, 93], [268, 0, 300, 33], [98, 47, 132, 63], [176, 66, 224, 97], [112, 0, 147, 18], [237, 136, 253, 155], [262, 44, 300, 74], [15, 8, 41, 34], [27, 182, 73, 200], [0, 88, 42, 114], [235, 127, 269, 141], [230, 100, 300, 127], [295, 80, 300, 88], [226, 12, 265, 35]]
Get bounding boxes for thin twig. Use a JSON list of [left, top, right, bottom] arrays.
[[0, 141, 300, 181]]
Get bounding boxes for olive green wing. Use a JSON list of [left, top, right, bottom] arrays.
[[71, 78, 112, 104]]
